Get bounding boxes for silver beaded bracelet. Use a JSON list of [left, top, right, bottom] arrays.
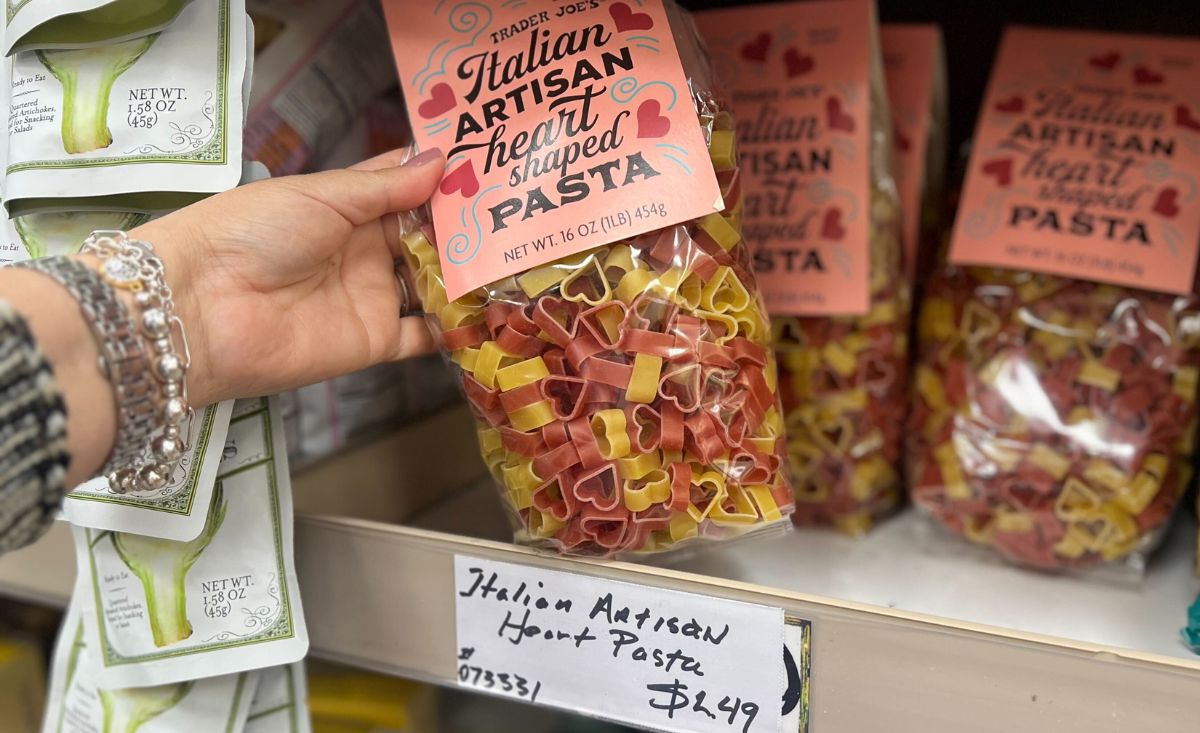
[[81, 231, 193, 493]]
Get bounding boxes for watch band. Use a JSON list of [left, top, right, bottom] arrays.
[[13, 256, 159, 476]]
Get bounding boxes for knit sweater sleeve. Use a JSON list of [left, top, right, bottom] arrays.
[[0, 299, 69, 555]]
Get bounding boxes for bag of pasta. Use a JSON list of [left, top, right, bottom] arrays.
[[908, 27, 1200, 571], [881, 23, 948, 291], [382, 0, 794, 556], [697, 0, 908, 535]]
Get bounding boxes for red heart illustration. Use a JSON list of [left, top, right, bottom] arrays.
[[821, 208, 846, 240], [636, 99, 671, 138], [784, 47, 814, 78], [417, 82, 456, 119], [439, 159, 479, 198], [1153, 187, 1180, 218], [825, 96, 854, 133], [1089, 51, 1120, 70], [981, 158, 1013, 187], [1134, 65, 1164, 85], [994, 95, 1025, 113], [1176, 104, 1200, 132], [609, 2, 653, 32], [741, 32, 771, 63]]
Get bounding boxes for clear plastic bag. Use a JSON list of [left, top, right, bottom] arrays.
[[908, 267, 1199, 570], [772, 27, 909, 536], [397, 2, 793, 556]]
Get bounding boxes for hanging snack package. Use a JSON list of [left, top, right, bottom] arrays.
[[880, 23, 948, 285], [696, 0, 908, 535], [382, 0, 794, 556], [4, 0, 249, 216], [4, 0, 197, 55], [909, 27, 1200, 571]]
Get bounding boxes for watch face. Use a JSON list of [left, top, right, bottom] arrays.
[[101, 257, 143, 290]]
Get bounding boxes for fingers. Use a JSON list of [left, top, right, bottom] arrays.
[[392, 316, 437, 361], [350, 147, 414, 172], [290, 148, 445, 227]]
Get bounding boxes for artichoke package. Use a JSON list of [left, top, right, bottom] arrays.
[[4, 0, 197, 55], [384, 0, 794, 556], [4, 0, 249, 215], [42, 601, 258, 733], [244, 663, 311, 733], [697, 0, 908, 535], [881, 23, 947, 285], [909, 27, 1200, 571], [72, 398, 308, 687]]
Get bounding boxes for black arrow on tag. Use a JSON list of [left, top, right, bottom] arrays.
[[781, 644, 802, 715]]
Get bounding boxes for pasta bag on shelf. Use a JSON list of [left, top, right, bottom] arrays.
[[381, 0, 794, 556], [908, 27, 1200, 571], [881, 23, 949, 287], [697, 0, 908, 535]]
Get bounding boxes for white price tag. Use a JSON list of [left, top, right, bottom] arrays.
[[454, 555, 794, 733]]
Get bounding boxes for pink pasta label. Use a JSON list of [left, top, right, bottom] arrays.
[[383, 0, 722, 301], [881, 24, 941, 279], [950, 27, 1200, 295], [697, 0, 873, 316]]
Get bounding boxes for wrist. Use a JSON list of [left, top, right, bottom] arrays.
[[127, 220, 215, 407]]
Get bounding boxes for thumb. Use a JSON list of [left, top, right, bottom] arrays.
[[287, 148, 445, 226]]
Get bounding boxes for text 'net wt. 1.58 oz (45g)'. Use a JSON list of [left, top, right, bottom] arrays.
[[910, 27, 1200, 571], [697, 0, 909, 535], [382, 0, 795, 556]]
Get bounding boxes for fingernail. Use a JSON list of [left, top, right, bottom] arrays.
[[404, 147, 443, 168]]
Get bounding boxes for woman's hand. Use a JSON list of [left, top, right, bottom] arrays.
[[137, 147, 445, 407]]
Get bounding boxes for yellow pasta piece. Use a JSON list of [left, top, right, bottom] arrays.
[[401, 229, 438, 268], [1054, 477, 1102, 521], [1083, 459, 1128, 494], [603, 244, 636, 277], [861, 300, 897, 327], [1173, 366, 1198, 403], [626, 353, 664, 404], [614, 268, 656, 303], [700, 266, 751, 313], [745, 485, 782, 521], [452, 347, 480, 372], [698, 212, 740, 252], [918, 297, 956, 342], [509, 400, 555, 432], [709, 129, 737, 170], [1065, 406, 1095, 425], [474, 341, 519, 389], [1017, 278, 1066, 303], [439, 301, 482, 331], [821, 341, 858, 378], [687, 471, 727, 522], [618, 451, 662, 480], [993, 508, 1035, 533], [709, 486, 759, 525], [915, 365, 947, 410], [529, 510, 565, 538], [1054, 524, 1091, 559], [501, 457, 540, 494], [668, 512, 699, 542], [590, 409, 631, 460], [1028, 444, 1071, 481], [507, 484, 534, 511], [495, 356, 550, 391], [1076, 360, 1121, 392]]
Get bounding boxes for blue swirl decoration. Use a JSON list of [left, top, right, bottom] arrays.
[[414, 2, 493, 94], [446, 183, 501, 266], [610, 77, 679, 111]]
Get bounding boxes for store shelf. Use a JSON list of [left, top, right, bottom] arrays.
[[3, 406, 1200, 731]]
